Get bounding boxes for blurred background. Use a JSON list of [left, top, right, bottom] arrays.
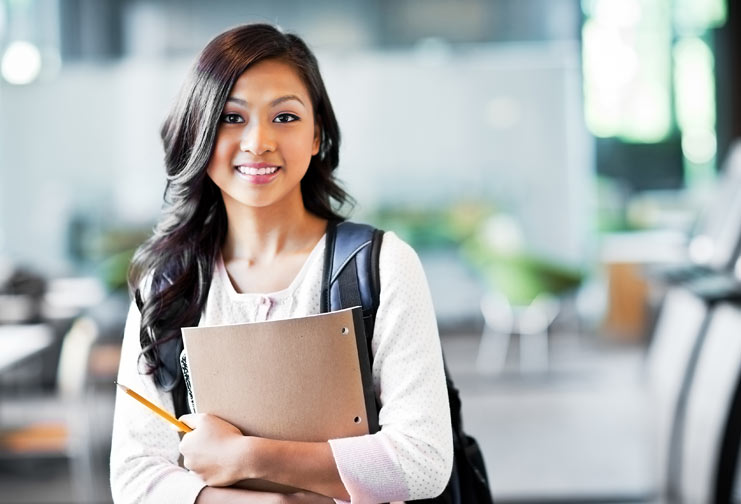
[[0, 0, 740, 502]]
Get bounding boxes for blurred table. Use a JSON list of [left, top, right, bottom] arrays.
[[0, 324, 54, 375], [601, 230, 687, 343]]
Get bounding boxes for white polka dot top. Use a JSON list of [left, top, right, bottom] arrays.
[[110, 231, 453, 504]]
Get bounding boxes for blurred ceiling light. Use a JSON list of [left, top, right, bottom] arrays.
[[675, 0, 727, 31], [682, 129, 717, 165], [674, 37, 715, 132], [1, 40, 42, 84], [674, 36, 716, 184], [583, 21, 639, 87], [582, 0, 672, 142], [591, 0, 643, 27], [629, 82, 672, 140]]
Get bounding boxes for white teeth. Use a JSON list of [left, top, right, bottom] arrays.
[[236, 166, 278, 176]]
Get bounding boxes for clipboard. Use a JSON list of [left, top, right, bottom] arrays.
[[181, 306, 378, 492]]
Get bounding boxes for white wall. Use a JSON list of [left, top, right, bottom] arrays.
[[326, 42, 595, 265], [0, 41, 594, 273], [0, 59, 186, 273]]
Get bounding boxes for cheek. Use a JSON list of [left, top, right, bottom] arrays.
[[205, 148, 229, 184], [209, 129, 239, 163], [206, 140, 234, 176], [211, 140, 230, 162], [289, 129, 319, 161]]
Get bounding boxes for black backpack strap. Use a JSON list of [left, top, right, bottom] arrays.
[[321, 219, 384, 433], [321, 220, 383, 358]]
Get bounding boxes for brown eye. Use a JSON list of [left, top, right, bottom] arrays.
[[274, 113, 299, 123], [221, 113, 244, 124]]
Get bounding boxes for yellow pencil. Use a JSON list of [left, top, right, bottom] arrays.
[[115, 381, 193, 433]]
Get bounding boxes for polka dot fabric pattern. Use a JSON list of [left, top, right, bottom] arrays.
[[110, 232, 452, 504]]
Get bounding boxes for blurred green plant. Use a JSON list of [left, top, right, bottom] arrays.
[[369, 202, 585, 306], [461, 234, 584, 306], [369, 201, 495, 249], [93, 228, 150, 292], [98, 248, 138, 292]]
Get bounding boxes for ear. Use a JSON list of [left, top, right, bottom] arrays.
[[312, 123, 321, 156]]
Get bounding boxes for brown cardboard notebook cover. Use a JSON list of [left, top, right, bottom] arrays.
[[181, 306, 377, 493]]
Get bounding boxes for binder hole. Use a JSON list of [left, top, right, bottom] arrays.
[[353, 416, 361, 424], [341, 327, 349, 335]]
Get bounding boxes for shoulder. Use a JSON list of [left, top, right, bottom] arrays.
[[379, 230, 422, 267], [377, 230, 429, 289], [332, 221, 421, 275], [331, 222, 428, 291]]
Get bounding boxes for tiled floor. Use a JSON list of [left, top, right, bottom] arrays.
[[0, 330, 658, 504], [445, 331, 657, 503]]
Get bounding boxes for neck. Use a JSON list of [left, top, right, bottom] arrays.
[[221, 194, 326, 264]]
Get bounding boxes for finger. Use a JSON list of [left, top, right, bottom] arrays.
[[179, 413, 197, 429]]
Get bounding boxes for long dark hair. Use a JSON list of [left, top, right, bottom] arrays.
[[128, 23, 351, 414]]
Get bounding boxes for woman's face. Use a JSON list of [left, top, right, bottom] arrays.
[[206, 59, 320, 212]]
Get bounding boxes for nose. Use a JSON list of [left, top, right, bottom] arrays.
[[239, 121, 276, 155]]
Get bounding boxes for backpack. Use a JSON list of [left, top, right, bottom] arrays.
[[320, 220, 494, 504]]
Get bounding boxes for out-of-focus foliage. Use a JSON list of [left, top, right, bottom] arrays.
[[370, 201, 495, 249], [369, 202, 584, 306], [93, 228, 150, 292], [462, 234, 584, 306]]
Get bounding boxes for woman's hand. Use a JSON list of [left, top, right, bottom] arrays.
[[179, 413, 254, 487], [180, 416, 349, 500]]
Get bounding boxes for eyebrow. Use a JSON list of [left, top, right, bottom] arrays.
[[226, 94, 306, 108]]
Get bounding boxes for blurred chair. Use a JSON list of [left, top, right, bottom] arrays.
[[645, 283, 741, 503], [653, 139, 741, 285], [476, 291, 513, 374], [645, 286, 711, 497], [0, 316, 99, 503], [677, 301, 741, 503], [735, 451, 741, 503], [477, 291, 559, 374], [638, 141, 741, 503]]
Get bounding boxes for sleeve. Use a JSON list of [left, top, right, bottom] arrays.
[[328, 232, 454, 503], [109, 301, 207, 504]]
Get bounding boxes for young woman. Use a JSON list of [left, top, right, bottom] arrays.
[[110, 23, 452, 504]]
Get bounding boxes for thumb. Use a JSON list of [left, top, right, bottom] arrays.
[[178, 413, 198, 430]]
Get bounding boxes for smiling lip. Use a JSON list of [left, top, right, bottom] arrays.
[[234, 163, 281, 184], [236, 162, 279, 168]]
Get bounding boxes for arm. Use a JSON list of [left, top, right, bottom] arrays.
[[179, 413, 350, 501], [326, 232, 454, 502], [110, 302, 207, 504]]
